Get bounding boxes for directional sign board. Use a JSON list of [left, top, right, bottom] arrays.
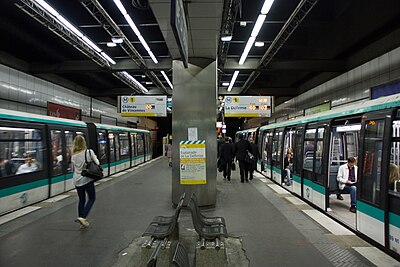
[[120, 96, 167, 117], [224, 96, 272, 117]]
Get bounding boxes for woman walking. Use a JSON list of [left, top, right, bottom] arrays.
[[71, 135, 100, 228]]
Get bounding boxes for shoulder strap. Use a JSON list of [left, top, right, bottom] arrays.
[[84, 149, 88, 164]]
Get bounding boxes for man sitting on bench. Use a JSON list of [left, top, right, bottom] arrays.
[[337, 157, 357, 213]]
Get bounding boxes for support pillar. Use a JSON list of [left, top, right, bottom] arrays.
[[172, 59, 217, 206]]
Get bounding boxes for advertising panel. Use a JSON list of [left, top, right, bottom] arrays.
[[47, 102, 81, 120], [224, 96, 271, 117], [120, 95, 167, 117], [179, 140, 206, 184]]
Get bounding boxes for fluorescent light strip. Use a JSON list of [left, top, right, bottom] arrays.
[[101, 52, 116, 64], [251, 15, 266, 37], [261, 0, 275, 15], [239, 37, 255, 65], [113, 0, 127, 15], [34, 0, 117, 66], [161, 71, 173, 89], [227, 71, 239, 92], [122, 71, 148, 93], [114, 3, 158, 64]]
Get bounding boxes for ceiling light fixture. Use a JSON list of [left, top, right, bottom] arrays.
[[255, 41, 264, 47], [261, 0, 275, 15], [107, 42, 117, 47], [227, 71, 239, 92], [113, 0, 158, 64], [239, 36, 255, 65], [161, 71, 173, 89], [34, 0, 115, 65], [222, 82, 229, 86], [122, 71, 148, 93], [111, 37, 123, 44], [251, 15, 266, 37], [221, 35, 233, 42]]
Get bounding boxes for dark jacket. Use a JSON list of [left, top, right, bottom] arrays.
[[220, 142, 234, 162], [249, 143, 260, 161], [234, 139, 250, 161]]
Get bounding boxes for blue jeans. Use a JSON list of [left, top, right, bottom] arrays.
[[76, 181, 96, 218], [343, 185, 356, 206], [285, 168, 291, 185]]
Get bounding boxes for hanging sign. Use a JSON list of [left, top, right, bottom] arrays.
[[179, 140, 206, 184], [224, 96, 272, 117], [120, 96, 167, 117]]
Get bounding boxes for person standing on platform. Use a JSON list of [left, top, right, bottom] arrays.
[[220, 137, 235, 181], [234, 134, 251, 183], [71, 135, 100, 228], [166, 140, 172, 167], [337, 157, 358, 213], [217, 134, 224, 158], [248, 137, 261, 180]]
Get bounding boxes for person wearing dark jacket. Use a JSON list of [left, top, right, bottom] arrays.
[[234, 134, 251, 183], [219, 137, 235, 180], [248, 137, 261, 180]]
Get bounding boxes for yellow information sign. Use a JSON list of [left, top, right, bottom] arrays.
[[179, 140, 206, 184]]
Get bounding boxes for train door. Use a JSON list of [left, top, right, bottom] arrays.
[[108, 131, 117, 175], [97, 130, 109, 177], [49, 127, 85, 196], [137, 133, 145, 164], [260, 130, 272, 178], [131, 133, 137, 166], [271, 128, 284, 184], [144, 134, 151, 161], [388, 113, 400, 254], [357, 110, 393, 246], [302, 122, 328, 210], [118, 132, 130, 171], [282, 127, 295, 191], [326, 117, 360, 225], [292, 125, 305, 196]]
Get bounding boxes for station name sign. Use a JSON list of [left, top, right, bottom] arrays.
[[119, 95, 167, 117], [224, 96, 272, 117]]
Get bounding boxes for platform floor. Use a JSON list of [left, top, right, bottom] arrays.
[[0, 157, 398, 267]]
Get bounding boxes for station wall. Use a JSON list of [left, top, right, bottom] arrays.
[[0, 63, 145, 127]]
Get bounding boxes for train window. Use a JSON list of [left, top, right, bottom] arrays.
[[65, 131, 74, 173], [97, 131, 107, 165], [137, 134, 144, 155], [389, 120, 400, 194], [131, 133, 137, 157], [119, 133, 129, 156], [315, 141, 324, 175], [115, 133, 120, 161], [109, 133, 116, 163], [0, 126, 44, 177], [305, 128, 316, 139], [317, 128, 325, 139], [50, 130, 63, 176], [293, 128, 303, 175], [303, 140, 315, 172], [360, 119, 384, 205]]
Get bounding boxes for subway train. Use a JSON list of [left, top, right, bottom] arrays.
[[0, 108, 152, 215], [237, 93, 400, 258]]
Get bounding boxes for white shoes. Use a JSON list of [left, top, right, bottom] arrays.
[[75, 217, 90, 228]]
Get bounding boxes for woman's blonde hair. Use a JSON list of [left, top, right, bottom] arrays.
[[389, 163, 400, 184], [72, 135, 87, 154]]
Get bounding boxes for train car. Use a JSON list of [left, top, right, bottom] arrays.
[[0, 109, 151, 216], [0, 108, 88, 215], [87, 123, 151, 176], [254, 93, 400, 258]]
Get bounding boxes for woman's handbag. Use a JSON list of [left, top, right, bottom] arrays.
[[81, 150, 103, 181]]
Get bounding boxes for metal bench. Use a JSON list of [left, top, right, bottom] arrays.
[[190, 193, 226, 226], [142, 192, 185, 239], [146, 240, 163, 267], [188, 197, 227, 249], [172, 242, 189, 267], [151, 192, 186, 225]]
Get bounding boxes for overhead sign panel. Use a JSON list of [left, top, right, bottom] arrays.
[[171, 0, 188, 68], [120, 96, 167, 117], [224, 96, 272, 117]]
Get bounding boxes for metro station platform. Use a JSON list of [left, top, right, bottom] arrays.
[[0, 157, 398, 267]]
